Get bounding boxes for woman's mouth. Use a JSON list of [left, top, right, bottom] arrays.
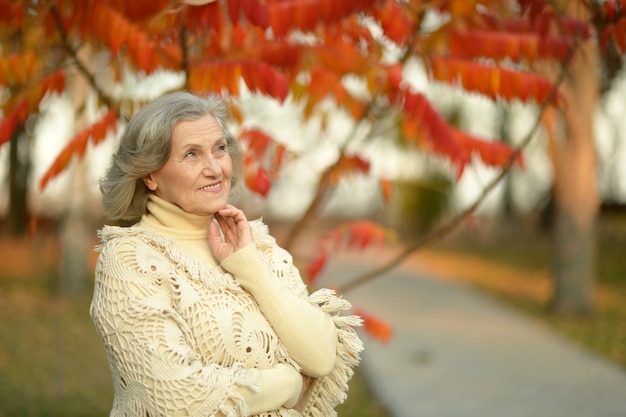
[[200, 182, 221, 191]]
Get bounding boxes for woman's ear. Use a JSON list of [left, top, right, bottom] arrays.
[[143, 174, 158, 191]]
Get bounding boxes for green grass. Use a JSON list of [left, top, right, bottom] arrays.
[[0, 296, 113, 417], [0, 231, 390, 417], [0, 281, 389, 417]]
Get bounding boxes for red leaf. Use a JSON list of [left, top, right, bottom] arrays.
[[395, 90, 468, 177], [354, 308, 393, 344], [85, 2, 181, 73], [267, 0, 380, 37], [304, 220, 394, 285], [105, 0, 169, 20], [0, 109, 19, 146], [305, 250, 329, 286], [319, 220, 391, 253], [39, 109, 118, 189], [449, 29, 572, 63], [186, 2, 226, 33], [245, 164, 272, 196], [344, 220, 387, 250], [239, 128, 288, 178], [453, 128, 525, 169], [379, 178, 393, 201], [189, 61, 289, 102], [430, 57, 563, 107], [239, 129, 273, 156], [313, 40, 371, 75], [241, 0, 270, 28], [0, 51, 37, 86], [260, 40, 305, 71], [373, 0, 415, 46], [328, 154, 370, 185]]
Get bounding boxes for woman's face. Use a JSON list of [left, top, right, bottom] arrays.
[[144, 113, 232, 216]]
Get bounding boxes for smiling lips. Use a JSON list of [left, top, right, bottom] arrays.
[[200, 182, 222, 192]]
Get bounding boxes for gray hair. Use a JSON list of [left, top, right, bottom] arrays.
[[99, 91, 243, 224]]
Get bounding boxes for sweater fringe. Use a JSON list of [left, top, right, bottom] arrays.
[[295, 289, 364, 417]]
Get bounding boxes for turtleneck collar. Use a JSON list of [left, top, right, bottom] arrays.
[[137, 194, 211, 240]]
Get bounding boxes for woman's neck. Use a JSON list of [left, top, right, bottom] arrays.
[[138, 194, 217, 266]]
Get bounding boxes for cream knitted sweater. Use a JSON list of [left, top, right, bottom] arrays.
[[90, 195, 363, 417]]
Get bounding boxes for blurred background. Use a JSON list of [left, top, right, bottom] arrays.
[[1, 1, 625, 416]]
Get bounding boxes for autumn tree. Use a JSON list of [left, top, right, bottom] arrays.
[[1, 0, 624, 316]]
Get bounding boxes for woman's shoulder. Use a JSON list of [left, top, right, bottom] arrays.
[[95, 225, 181, 281], [97, 224, 171, 247]]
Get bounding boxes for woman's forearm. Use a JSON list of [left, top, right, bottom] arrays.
[[221, 243, 337, 377]]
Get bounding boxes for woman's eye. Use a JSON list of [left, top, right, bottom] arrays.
[[184, 150, 197, 158]]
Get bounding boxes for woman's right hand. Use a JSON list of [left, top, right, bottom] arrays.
[[208, 204, 254, 262]]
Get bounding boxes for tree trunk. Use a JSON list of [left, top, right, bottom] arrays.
[[58, 157, 91, 297], [550, 28, 600, 315], [7, 127, 30, 236], [57, 45, 94, 297]]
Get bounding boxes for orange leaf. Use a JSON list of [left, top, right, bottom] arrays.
[[259, 40, 305, 72], [305, 220, 394, 285], [85, 1, 180, 73], [396, 90, 468, 177], [241, 0, 270, 28], [267, 0, 381, 37], [343, 220, 388, 250], [189, 61, 288, 102], [105, 0, 169, 20], [449, 29, 572, 63], [313, 39, 371, 75], [453, 128, 525, 169], [320, 220, 391, 253], [430, 57, 563, 107], [0, 51, 37, 86], [328, 154, 370, 185], [379, 178, 393, 201], [239, 128, 288, 178], [244, 165, 272, 197], [305, 250, 329, 286], [39, 109, 118, 189], [239, 128, 273, 157], [0, 109, 20, 146], [354, 308, 393, 344], [373, 0, 416, 46]]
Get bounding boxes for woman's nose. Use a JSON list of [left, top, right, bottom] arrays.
[[202, 155, 220, 175]]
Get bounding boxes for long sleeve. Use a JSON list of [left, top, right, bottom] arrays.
[[233, 364, 303, 414], [91, 238, 302, 416], [221, 243, 338, 378]]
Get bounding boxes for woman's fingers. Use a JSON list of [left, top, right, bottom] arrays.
[[216, 204, 247, 224]]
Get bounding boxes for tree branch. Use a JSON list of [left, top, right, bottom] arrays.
[[49, 4, 116, 111], [337, 27, 583, 294]]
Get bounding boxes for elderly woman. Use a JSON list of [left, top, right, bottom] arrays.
[[90, 91, 363, 417]]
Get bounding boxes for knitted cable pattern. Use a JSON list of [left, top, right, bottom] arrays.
[[90, 220, 363, 417]]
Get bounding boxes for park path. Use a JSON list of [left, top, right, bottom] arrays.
[[316, 250, 626, 417]]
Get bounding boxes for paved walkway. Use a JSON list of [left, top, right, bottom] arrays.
[[318, 252, 626, 417]]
